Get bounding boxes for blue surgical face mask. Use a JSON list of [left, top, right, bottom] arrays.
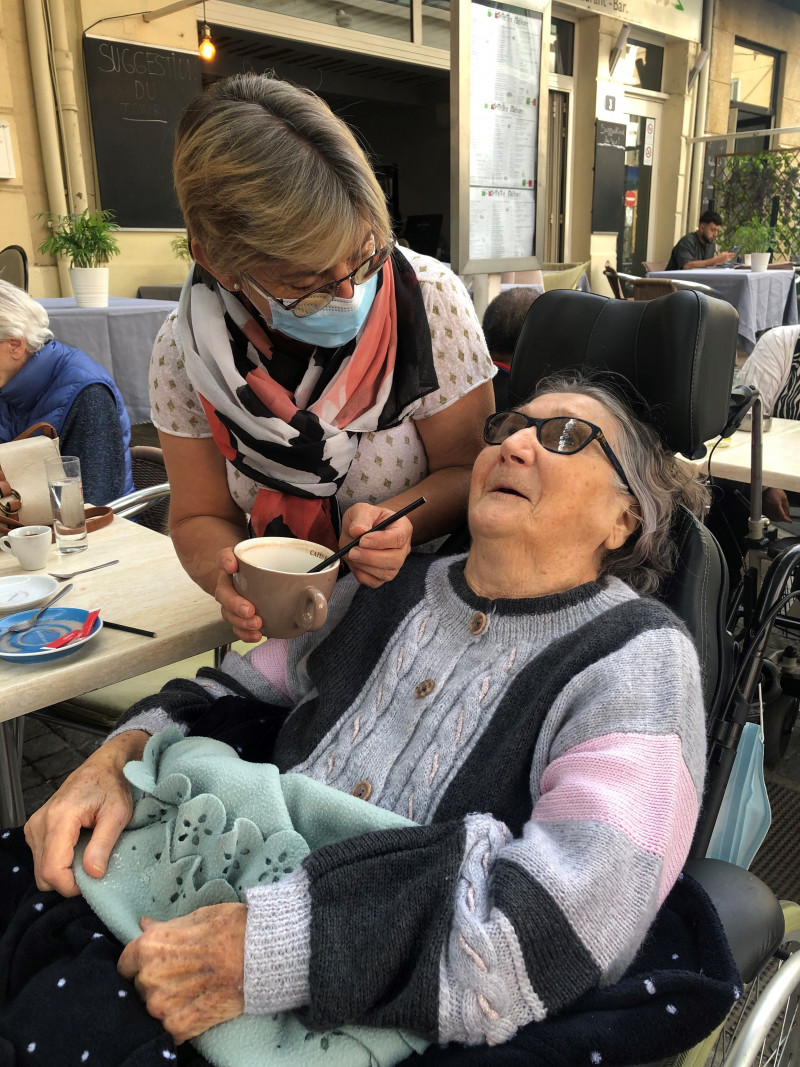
[[264, 272, 378, 348]]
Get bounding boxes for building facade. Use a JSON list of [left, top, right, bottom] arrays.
[[0, 0, 797, 298]]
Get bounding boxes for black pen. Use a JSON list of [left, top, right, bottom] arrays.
[[103, 620, 157, 638]]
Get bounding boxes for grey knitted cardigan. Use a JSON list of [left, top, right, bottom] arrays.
[[114, 553, 706, 1050]]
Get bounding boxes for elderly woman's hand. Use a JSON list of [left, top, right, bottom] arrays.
[[117, 904, 247, 1043], [24, 730, 149, 898], [215, 547, 264, 642], [340, 502, 413, 587]]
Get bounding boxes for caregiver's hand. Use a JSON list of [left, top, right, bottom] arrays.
[[341, 502, 412, 587], [215, 547, 264, 643], [118, 904, 247, 1043], [24, 729, 150, 897]]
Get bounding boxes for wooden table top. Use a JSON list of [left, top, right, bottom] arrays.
[[0, 516, 233, 722]]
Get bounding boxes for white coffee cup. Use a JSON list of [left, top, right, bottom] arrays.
[[0, 525, 53, 571]]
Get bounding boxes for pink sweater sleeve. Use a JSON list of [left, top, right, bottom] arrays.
[[248, 639, 292, 701]]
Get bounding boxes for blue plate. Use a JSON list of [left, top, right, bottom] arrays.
[[0, 607, 103, 664]]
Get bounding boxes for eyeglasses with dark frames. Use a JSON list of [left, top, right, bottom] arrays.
[[243, 237, 393, 318], [483, 411, 634, 495]]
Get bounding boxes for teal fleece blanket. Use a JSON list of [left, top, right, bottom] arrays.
[[73, 728, 429, 1067]]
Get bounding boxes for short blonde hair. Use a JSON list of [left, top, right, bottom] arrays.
[[173, 74, 392, 280], [0, 279, 53, 351]]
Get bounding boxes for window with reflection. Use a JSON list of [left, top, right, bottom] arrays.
[[422, 0, 449, 50], [731, 42, 777, 109], [254, 0, 412, 43], [618, 38, 663, 93], [550, 17, 574, 77], [730, 39, 780, 152]]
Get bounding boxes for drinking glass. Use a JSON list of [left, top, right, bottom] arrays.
[[45, 455, 88, 554]]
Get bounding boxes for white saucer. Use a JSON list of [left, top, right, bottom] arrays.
[[0, 574, 59, 616]]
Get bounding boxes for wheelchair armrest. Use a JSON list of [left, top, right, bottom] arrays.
[[684, 857, 785, 984]]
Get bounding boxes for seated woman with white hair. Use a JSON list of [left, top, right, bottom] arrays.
[[2, 374, 739, 1066], [0, 279, 134, 504]]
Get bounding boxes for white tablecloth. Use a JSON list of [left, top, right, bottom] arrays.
[[648, 268, 798, 353], [37, 297, 177, 424], [684, 417, 800, 493]]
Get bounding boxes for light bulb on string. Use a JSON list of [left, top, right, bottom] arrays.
[[198, 4, 215, 60]]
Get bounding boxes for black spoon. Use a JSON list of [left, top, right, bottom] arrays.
[[307, 497, 426, 573]]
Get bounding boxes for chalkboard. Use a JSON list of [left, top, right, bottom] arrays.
[[595, 120, 626, 150], [701, 138, 727, 214], [83, 37, 203, 229], [591, 120, 625, 234]]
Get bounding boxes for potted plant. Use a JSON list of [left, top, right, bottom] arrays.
[[36, 208, 121, 307], [170, 234, 193, 265], [729, 217, 775, 272]]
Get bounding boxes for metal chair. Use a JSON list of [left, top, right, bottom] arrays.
[[114, 445, 170, 533], [0, 245, 29, 291], [632, 277, 677, 300], [602, 260, 630, 299]]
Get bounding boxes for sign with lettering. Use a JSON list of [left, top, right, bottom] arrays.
[[592, 120, 626, 233], [557, 0, 701, 42], [83, 37, 202, 229]]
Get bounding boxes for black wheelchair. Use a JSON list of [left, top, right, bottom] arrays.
[[506, 288, 800, 1067]]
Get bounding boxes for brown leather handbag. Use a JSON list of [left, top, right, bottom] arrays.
[[0, 423, 113, 539]]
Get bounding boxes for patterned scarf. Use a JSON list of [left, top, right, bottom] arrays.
[[178, 251, 438, 549]]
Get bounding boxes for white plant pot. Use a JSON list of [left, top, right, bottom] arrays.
[[749, 252, 771, 273], [69, 266, 110, 308]]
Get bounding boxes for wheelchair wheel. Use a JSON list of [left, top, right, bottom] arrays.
[[702, 901, 800, 1066]]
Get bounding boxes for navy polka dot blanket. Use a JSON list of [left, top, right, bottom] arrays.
[[0, 721, 740, 1067]]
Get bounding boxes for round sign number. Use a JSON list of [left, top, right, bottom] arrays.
[[624, 190, 637, 208]]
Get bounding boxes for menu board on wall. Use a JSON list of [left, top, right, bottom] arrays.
[[468, 1, 542, 261], [83, 37, 202, 229]]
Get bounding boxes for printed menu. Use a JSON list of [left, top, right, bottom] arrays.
[[469, 2, 542, 260]]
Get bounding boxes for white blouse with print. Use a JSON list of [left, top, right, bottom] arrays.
[[149, 250, 494, 520]]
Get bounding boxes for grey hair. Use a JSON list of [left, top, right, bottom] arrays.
[[530, 374, 710, 595], [173, 73, 392, 281], [0, 279, 53, 351]]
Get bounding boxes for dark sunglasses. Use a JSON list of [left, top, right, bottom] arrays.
[[483, 411, 634, 495], [243, 238, 393, 318]]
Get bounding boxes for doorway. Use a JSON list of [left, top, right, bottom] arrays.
[[544, 90, 569, 263], [617, 97, 661, 276]]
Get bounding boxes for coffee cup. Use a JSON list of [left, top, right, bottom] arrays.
[[0, 525, 53, 571], [232, 537, 340, 639]]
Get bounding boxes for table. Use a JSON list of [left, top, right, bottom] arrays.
[[687, 417, 800, 492], [0, 516, 233, 827], [648, 268, 798, 353], [37, 297, 178, 424]]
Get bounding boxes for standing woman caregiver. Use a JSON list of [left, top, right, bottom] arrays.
[[152, 73, 495, 641]]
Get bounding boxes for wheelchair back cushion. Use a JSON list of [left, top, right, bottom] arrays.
[[509, 290, 739, 455]]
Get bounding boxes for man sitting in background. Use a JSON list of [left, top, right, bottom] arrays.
[[0, 280, 134, 504], [666, 210, 736, 271], [482, 287, 541, 409]]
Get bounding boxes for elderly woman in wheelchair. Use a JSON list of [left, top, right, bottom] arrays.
[[0, 365, 750, 1067]]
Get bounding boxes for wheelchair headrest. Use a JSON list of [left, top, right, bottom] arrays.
[[508, 290, 739, 455]]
